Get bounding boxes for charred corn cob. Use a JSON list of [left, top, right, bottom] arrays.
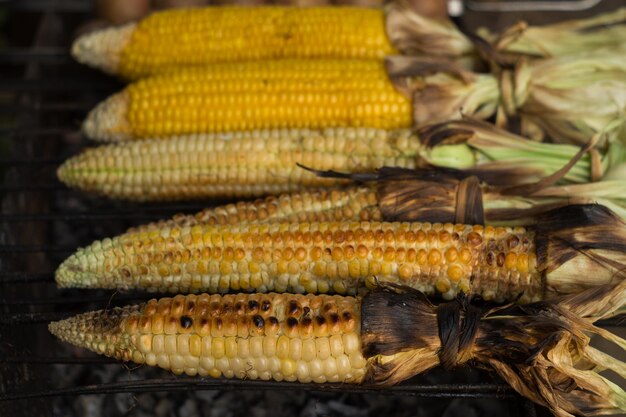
[[56, 205, 626, 303], [58, 128, 422, 200], [82, 60, 413, 141], [72, 4, 474, 79], [50, 282, 626, 417], [50, 293, 367, 382], [127, 186, 381, 233]]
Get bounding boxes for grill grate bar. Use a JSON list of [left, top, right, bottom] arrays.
[[0, 184, 68, 192], [0, 207, 210, 222], [1, 293, 161, 306], [0, 312, 73, 324], [0, 357, 118, 364], [0, 48, 72, 64], [0, 78, 119, 92], [0, 103, 92, 114], [0, 157, 65, 166], [0, 380, 515, 402], [5, 0, 93, 12], [0, 272, 55, 284], [0, 212, 171, 222], [0, 127, 79, 137], [0, 245, 75, 254]]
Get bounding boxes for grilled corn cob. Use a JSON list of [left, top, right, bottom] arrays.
[[50, 293, 367, 382], [49, 282, 626, 417], [127, 186, 381, 233], [56, 205, 626, 303], [75, 7, 394, 79], [58, 128, 422, 200], [72, 4, 474, 79], [82, 60, 413, 141]]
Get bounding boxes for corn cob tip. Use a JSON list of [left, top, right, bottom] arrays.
[[83, 91, 132, 142], [71, 23, 135, 75], [49, 306, 139, 360], [55, 255, 85, 289], [55, 251, 120, 290], [56, 158, 74, 188]]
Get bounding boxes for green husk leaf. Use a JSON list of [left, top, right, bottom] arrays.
[[519, 48, 626, 144], [484, 8, 626, 59], [418, 118, 626, 184], [388, 46, 626, 145]]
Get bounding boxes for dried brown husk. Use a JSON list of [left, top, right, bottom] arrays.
[[384, 0, 478, 69], [361, 281, 626, 417], [385, 56, 499, 127]]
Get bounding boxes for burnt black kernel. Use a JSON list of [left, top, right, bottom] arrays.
[[497, 252, 505, 267], [288, 300, 301, 316], [180, 316, 193, 329], [328, 313, 340, 325], [186, 302, 195, 313], [301, 317, 312, 327], [268, 316, 279, 326], [252, 315, 265, 329], [486, 252, 495, 266], [248, 300, 259, 311], [302, 306, 311, 316], [315, 316, 326, 326], [261, 300, 271, 312], [222, 303, 232, 313], [507, 235, 520, 248], [342, 312, 353, 321], [286, 317, 298, 329]]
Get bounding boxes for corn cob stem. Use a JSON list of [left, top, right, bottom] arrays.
[[82, 59, 413, 142], [127, 186, 382, 233], [56, 205, 626, 303], [50, 281, 626, 417], [58, 128, 423, 201]]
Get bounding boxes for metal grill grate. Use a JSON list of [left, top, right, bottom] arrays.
[[0, 2, 617, 417]]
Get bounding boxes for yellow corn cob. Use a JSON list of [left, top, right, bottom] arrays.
[[82, 60, 413, 142], [57, 220, 544, 303], [128, 186, 381, 233], [49, 293, 367, 382], [72, 6, 397, 79], [49, 284, 626, 415], [58, 128, 420, 200]]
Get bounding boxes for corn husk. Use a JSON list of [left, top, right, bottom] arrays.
[[50, 280, 626, 417], [481, 7, 626, 60], [387, 48, 626, 145], [363, 280, 626, 417], [417, 118, 626, 184], [384, 0, 477, 69]]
